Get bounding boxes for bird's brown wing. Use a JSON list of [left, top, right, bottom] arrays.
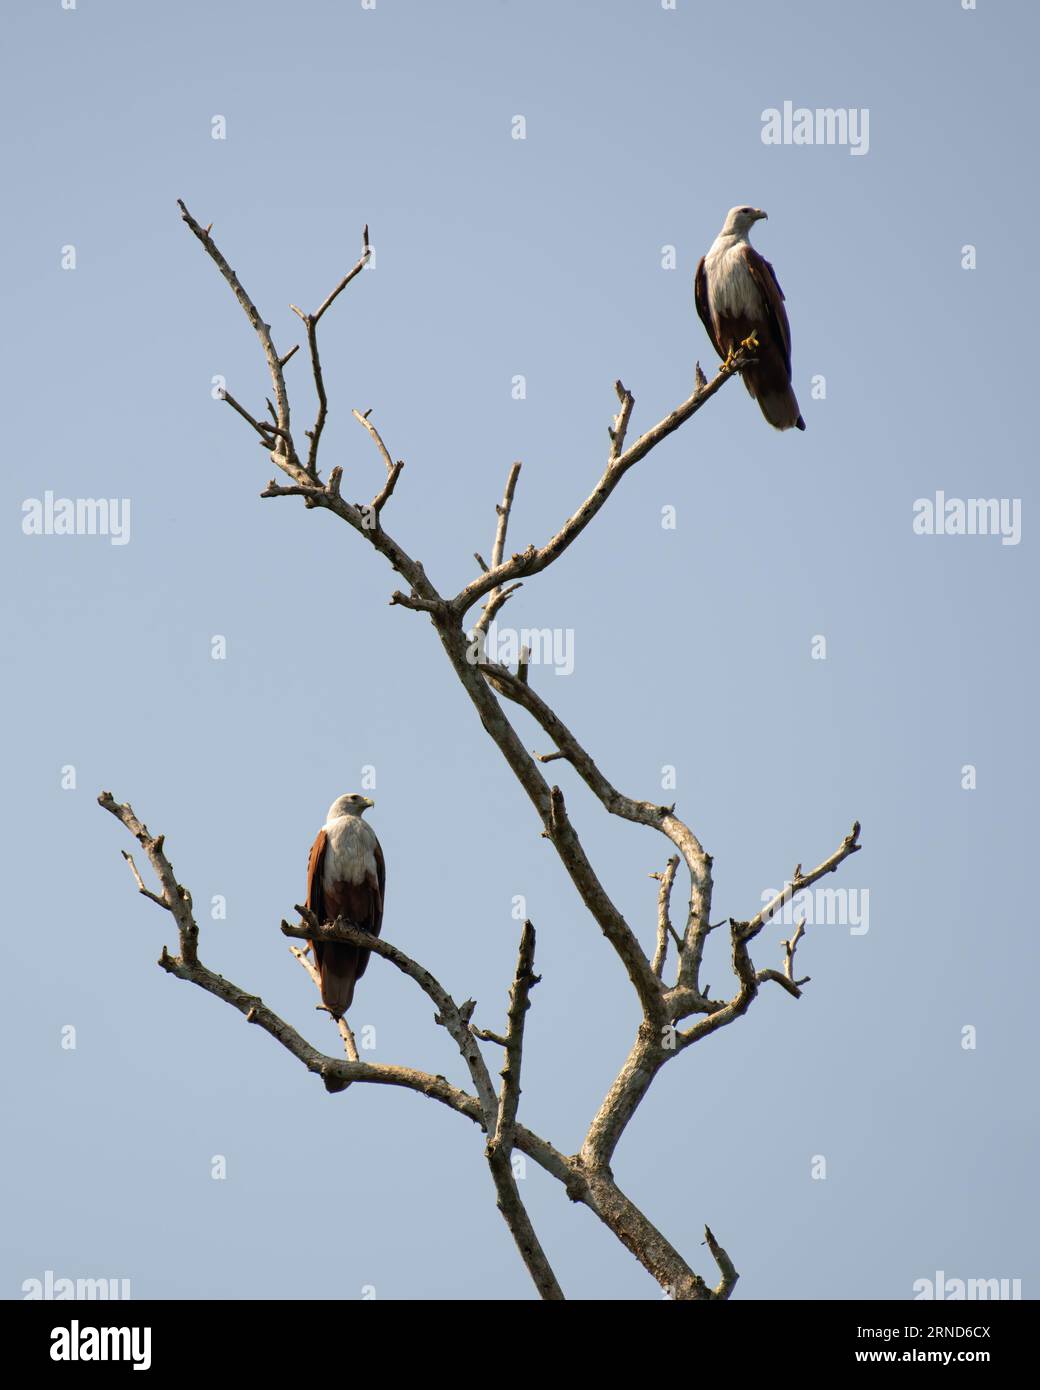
[[372, 835, 386, 935], [305, 827, 328, 967], [337, 836, 384, 987], [694, 256, 724, 361], [741, 247, 793, 378]]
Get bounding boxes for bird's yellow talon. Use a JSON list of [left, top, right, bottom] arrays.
[[741, 332, 759, 351]]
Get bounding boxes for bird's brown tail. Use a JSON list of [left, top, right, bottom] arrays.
[[318, 943, 359, 1020], [747, 377, 805, 431]]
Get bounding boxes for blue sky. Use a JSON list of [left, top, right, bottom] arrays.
[[3, 0, 1037, 1300]]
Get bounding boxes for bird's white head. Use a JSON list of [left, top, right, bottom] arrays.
[[721, 205, 768, 238], [326, 793, 375, 823]]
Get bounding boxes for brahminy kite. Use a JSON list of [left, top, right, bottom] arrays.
[[306, 793, 385, 1018], [695, 206, 805, 431]]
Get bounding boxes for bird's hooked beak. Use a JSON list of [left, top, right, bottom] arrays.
[[362, 797, 375, 810], [753, 209, 768, 222]]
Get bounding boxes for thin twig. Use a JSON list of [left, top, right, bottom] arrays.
[[120, 851, 167, 911], [177, 200, 295, 461], [704, 1225, 739, 1299], [650, 857, 681, 977], [472, 462, 522, 644], [487, 920, 539, 1160]]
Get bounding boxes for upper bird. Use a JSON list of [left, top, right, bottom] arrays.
[[305, 793, 385, 1019], [695, 206, 805, 432]]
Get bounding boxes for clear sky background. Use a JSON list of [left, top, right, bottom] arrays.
[[3, 0, 1037, 1301]]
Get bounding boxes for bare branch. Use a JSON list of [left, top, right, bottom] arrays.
[[473, 581, 522, 638], [408, 623, 667, 1028], [283, 228, 371, 474], [280, 915, 563, 1297], [120, 851, 167, 911], [452, 348, 757, 621], [471, 1026, 509, 1047], [491, 463, 522, 571], [735, 822, 861, 944], [580, 1170, 713, 1300], [487, 920, 539, 1160], [260, 480, 326, 503], [608, 379, 634, 461], [481, 660, 714, 1011], [677, 899, 817, 1054], [651, 857, 681, 977], [484, 661, 670, 826], [755, 919, 811, 999], [351, 408, 406, 522], [300, 314, 328, 474], [580, 1025, 670, 1172], [313, 225, 369, 322], [781, 917, 809, 986], [755, 967, 804, 1000], [389, 589, 442, 614], [100, 793, 198, 964], [180, 205, 393, 540], [472, 462, 522, 643], [281, 914, 498, 1124], [703, 1225, 739, 1299], [352, 407, 396, 473], [370, 459, 405, 516], [546, 786, 665, 1021], [479, 923, 559, 1300], [219, 389, 279, 443], [177, 200, 295, 461]]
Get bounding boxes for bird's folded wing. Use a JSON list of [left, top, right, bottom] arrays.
[[741, 247, 793, 376]]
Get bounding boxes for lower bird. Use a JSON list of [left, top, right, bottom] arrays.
[[695, 205, 805, 431], [306, 793, 385, 1018]]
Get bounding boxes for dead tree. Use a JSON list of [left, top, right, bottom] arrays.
[[99, 202, 861, 1301]]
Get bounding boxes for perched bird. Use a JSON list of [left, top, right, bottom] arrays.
[[695, 206, 805, 431], [305, 793, 385, 1018]]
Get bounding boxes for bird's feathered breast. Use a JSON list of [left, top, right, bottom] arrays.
[[697, 237, 793, 379], [703, 237, 765, 317], [322, 814, 380, 888]]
